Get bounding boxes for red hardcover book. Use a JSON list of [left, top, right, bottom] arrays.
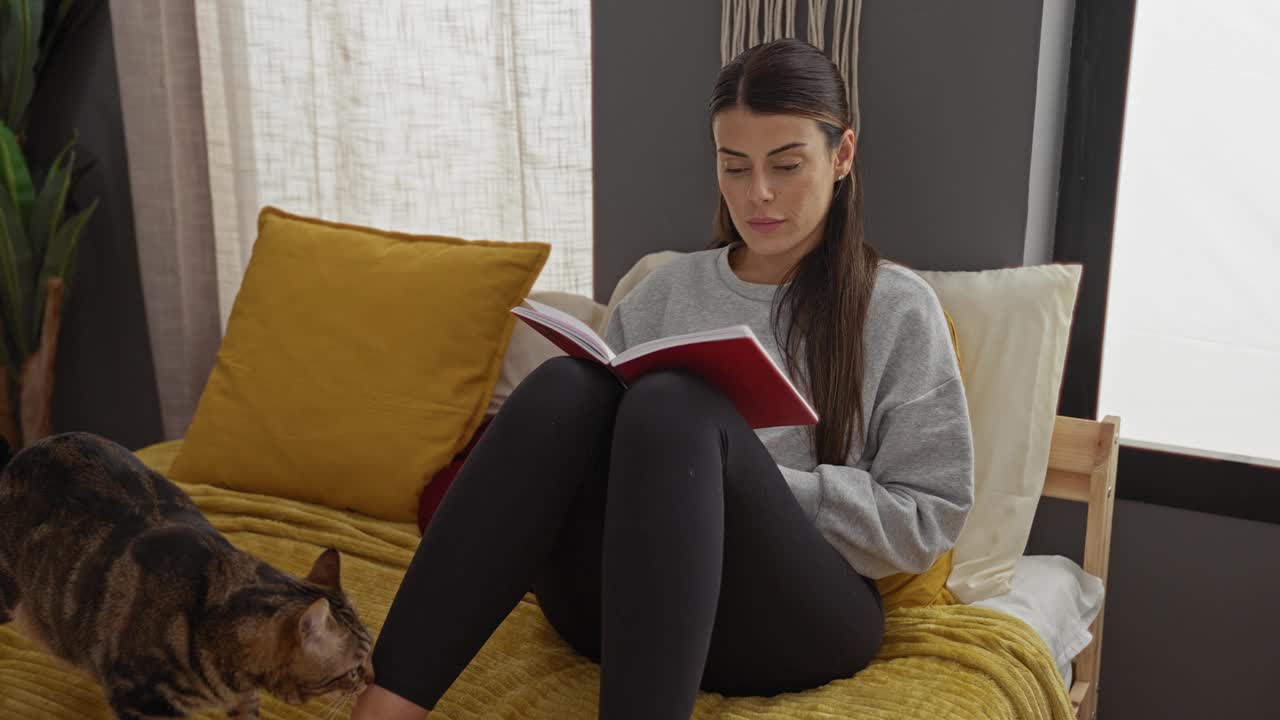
[[511, 299, 818, 429]]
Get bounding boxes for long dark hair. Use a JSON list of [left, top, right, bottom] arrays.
[[709, 38, 881, 465]]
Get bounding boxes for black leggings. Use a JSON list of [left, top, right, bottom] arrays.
[[371, 357, 884, 718]]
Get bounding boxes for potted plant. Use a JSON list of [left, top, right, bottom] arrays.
[[0, 0, 101, 449]]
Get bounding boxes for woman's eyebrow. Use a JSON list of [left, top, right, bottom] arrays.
[[716, 142, 808, 158]]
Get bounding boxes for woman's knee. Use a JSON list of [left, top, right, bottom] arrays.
[[504, 356, 622, 427], [614, 370, 732, 438]]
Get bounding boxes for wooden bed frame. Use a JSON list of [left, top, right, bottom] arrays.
[[1042, 414, 1120, 720]]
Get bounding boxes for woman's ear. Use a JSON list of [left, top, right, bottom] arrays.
[[835, 129, 857, 180]]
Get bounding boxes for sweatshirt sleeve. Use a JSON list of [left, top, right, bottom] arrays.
[[780, 287, 975, 579]]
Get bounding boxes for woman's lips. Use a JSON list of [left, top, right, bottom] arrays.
[[747, 218, 785, 234]]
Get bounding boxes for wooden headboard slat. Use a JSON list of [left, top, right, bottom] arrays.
[[1041, 414, 1120, 720]]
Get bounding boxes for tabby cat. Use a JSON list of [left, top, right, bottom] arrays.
[[0, 432, 374, 719]]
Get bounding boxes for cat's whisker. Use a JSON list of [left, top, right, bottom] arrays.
[[320, 690, 355, 720], [319, 690, 347, 720]]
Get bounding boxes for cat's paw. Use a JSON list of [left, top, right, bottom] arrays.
[[227, 692, 260, 719]]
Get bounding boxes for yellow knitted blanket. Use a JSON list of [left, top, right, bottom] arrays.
[[0, 442, 1073, 720]]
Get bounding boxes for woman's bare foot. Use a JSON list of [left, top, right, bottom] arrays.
[[350, 684, 429, 720]]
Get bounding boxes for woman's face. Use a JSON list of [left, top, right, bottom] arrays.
[[712, 106, 855, 271]]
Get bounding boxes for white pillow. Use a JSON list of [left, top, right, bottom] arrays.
[[488, 290, 607, 416], [915, 265, 1081, 602], [604, 250, 687, 326], [971, 555, 1105, 685]]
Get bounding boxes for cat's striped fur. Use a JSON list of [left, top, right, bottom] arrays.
[[0, 432, 374, 719]]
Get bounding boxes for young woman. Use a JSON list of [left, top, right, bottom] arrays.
[[353, 38, 973, 720]]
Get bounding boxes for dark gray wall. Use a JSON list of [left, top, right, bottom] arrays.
[[856, 0, 1044, 272], [592, 2, 1278, 719], [24, 4, 163, 449], [591, 0, 723, 302], [1027, 499, 1280, 719]]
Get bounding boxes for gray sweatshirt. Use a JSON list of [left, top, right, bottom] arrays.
[[604, 245, 974, 579]]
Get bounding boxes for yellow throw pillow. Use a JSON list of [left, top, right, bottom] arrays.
[[169, 207, 548, 522], [875, 549, 956, 612]]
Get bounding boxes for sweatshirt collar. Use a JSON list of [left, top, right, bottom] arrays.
[[715, 243, 786, 302]]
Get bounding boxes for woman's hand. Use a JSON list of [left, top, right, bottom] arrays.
[[349, 684, 429, 720]]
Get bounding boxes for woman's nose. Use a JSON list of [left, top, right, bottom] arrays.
[[750, 175, 774, 204]]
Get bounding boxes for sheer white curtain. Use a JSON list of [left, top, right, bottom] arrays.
[[195, 0, 594, 328], [110, 0, 222, 441]]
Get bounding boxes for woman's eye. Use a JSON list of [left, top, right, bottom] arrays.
[[775, 163, 801, 172], [724, 167, 749, 175]]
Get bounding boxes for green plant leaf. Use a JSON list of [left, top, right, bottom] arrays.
[[34, 0, 77, 82], [0, 182, 33, 358], [27, 136, 73, 265], [28, 159, 67, 269], [62, 223, 79, 287], [32, 195, 94, 341], [0, 123, 34, 221], [0, 301, 12, 371], [32, 2, 102, 124], [2, 0, 44, 132], [52, 0, 74, 33], [0, 325, 11, 373], [0, 5, 18, 128]]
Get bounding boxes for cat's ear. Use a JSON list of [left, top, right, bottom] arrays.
[[305, 548, 342, 590], [298, 598, 331, 644]]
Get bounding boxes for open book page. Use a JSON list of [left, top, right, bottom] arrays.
[[610, 326, 754, 366], [512, 299, 615, 364]]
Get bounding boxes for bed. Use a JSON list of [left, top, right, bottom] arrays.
[[0, 219, 1113, 718], [0, 412, 1117, 720]]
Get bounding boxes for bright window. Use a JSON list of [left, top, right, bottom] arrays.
[[1099, 0, 1280, 466]]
